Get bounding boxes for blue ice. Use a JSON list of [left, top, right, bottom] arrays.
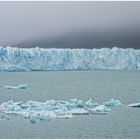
[[0, 98, 121, 123], [104, 99, 122, 107]]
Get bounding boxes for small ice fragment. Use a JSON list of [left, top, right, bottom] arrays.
[[104, 98, 121, 107], [0, 112, 10, 120], [13, 105, 21, 111], [4, 84, 27, 89], [36, 112, 53, 121], [85, 98, 92, 106], [88, 105, 111, 115], [54, 109, 73, 119], [21, 112, 30, 118], [64, 102, 76, 108], [45, 100, 57, 106], [37, 115, 50, 121], [127, 103, 140, 107], [4, 85, 18, 89], [69, 99, 84, 107], [18, 84, 27, 89], [47, 111, 57, 119], [69, 98, 78, 103], [69, 108, 89, 115], [76, 100, 84, 107], [29, 115, 38, 123], [54, 109, 68, 116], [57, 114, 73, 119], [85, 98, 95, 107]]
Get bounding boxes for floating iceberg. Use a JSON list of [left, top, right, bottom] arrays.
[[104, 98, 122, 107], [69, 108, 89, 115], [85, 98, 94, 107], [4, 84, 27, 89], [88, 105, 111, 115], [0, 98, 121, 123], [0, 46, 140, 71], [127, 103, 140, 107], [56, 114, 73, 119], [85, 98, 99, 107]]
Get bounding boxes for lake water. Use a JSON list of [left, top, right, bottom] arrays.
[[0, 70, 140, 138]]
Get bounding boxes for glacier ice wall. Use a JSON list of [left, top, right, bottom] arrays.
[[0, 46, 140, 71]]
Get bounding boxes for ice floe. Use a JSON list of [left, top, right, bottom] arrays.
[[85, 98, 99, 107], [104, 98, 122, 107], [88, 105, 111, 115], [4, 84, 27, 89], [69, 108, 89, 115], [0, 98, 121, 123], [127, 103, 140, 107]]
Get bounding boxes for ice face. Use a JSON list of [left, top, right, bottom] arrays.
[[0, 46, 140, 71], [0, 98, 121, 123]]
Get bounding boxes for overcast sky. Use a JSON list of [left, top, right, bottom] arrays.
[[0, 1, 140, 48]]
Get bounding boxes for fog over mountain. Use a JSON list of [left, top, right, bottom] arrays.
[[0, 1, 140, 49]]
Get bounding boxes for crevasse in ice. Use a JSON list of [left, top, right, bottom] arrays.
[[0, 46, 140, 71], [0, 98, 121, 123]]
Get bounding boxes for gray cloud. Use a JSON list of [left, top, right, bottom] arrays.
[[0, 1, 140, 48]]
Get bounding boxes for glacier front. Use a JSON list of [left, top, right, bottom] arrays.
[[0, 46, 140, 71]]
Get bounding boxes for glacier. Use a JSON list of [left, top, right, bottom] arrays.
[[0, 46, 140, 71], [0, 98, 121, 123]]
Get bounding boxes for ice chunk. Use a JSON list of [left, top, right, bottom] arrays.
[[85, 98, 99, 107], [57, 114, 73, 119], [4, 85, 18, 89], [69, 108, 89, 115], [88, 105, 111, 115], [104, 98, 121, 107], [0, 47, 140, 71], [127, 103, 140, 107], [54, 109, 73, 119], [0, 100, 15, 111], [76, 100, 84, 107], [17, 84, 27, 89], [0, 112, 10, 120], [0, 98, 121, 123], [28, 111, 56, 123], [69, 99, 84, 107], [85, 98, 93, 107], [4, 84, 27, 89], [29, 115, 38, 123]]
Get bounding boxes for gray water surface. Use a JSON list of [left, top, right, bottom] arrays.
[[0, 70, 140, 138]]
